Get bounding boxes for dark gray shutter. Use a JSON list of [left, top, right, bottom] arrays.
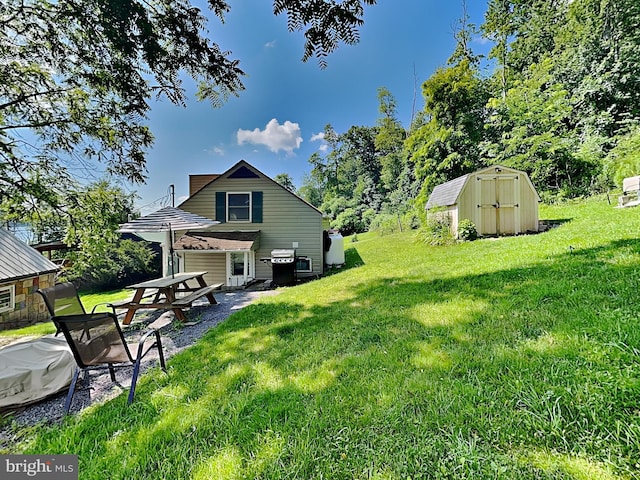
[[252, 191, 263, 223], [215, 191, 226, 222]]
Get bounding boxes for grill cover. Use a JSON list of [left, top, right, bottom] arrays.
[[0, 336, 74, 411]]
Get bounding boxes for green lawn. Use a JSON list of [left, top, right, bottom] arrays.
[[3, 196, 640, 479]]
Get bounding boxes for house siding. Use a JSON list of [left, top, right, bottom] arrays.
[[0, 273, 56, 331], [183, 253, 227, 288], [179, 163, 323, 284]]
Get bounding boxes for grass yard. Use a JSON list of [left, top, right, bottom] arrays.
[[2, 196, 640, 479]]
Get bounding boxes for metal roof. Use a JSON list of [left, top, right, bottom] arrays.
[[0, 228, 59, 283], [426, 174, 470, 209]]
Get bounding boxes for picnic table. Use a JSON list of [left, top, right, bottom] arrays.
[[112, 271, 223, 325]]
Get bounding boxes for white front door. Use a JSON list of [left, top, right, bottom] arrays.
[[226, 251, 255, 287]]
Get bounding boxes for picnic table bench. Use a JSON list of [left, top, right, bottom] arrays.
[[111, 272, 223, 325], [172, 284, 224, 307]]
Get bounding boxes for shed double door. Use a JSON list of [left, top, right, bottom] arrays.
[[476, 174, 520, 235]]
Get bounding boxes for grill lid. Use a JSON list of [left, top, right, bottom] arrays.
[[271, 249, 295, 258], [271, 249, 295, 264]]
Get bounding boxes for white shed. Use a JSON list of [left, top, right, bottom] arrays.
[[426, 165, 540, 237]]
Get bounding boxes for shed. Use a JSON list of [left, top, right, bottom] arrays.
[[426, 165, 540, 237], [0, 228, 59, 330]]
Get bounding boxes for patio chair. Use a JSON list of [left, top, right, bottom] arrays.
[[36, 283, 166, 414]]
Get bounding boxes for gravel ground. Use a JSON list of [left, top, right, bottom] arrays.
[[0, 288, 279, 446]]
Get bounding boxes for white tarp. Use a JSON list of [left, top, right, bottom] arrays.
[[0, 336, 75, 410]]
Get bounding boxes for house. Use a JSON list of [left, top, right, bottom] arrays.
[[0, 229, 59, 331], [175, 160, 324, 288], [426, 165, 540, 237]]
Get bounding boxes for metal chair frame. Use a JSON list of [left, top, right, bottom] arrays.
[[37, 283, 166, 414]]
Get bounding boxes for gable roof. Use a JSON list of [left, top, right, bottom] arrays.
[[0, 229, 59, 283], [426, 174, 469, 210], [180, 160, 323, 215]]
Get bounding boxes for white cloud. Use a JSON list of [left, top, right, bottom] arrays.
[[237, 119, 303, 153], [265, 40, 277, 48], [311, 131, 328, 152], [205, 146, 225, 156]]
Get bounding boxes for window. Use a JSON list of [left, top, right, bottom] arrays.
[[227, 193, 251, 222], [295, 257, 313, 273], [231, 252, 245, 275], [0, 285, 15, 313], [216, 191, 263, 224]]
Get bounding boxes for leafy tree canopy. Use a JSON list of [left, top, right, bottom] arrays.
[[1, 0, 376, 218]]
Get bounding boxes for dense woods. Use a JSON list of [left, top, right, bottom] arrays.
[[300, 0, 640, 234]]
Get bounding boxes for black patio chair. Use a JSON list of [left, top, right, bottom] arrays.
[[37, 283, 166, 414]]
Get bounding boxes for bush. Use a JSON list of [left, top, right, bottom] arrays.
[[369, 211, 421, 235], [332, 208, 362, 236], [63, 239, 160, 290], [417, 213, 454, 246], [457, 219, 478, 241]]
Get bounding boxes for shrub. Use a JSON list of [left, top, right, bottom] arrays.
[[369, 211, 421, 235], [457, 219, 478, 241], [63, 239, 159, 290], [417, 213, 454, 246]]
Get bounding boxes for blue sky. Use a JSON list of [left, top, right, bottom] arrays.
[[131, 1, 490, 212]]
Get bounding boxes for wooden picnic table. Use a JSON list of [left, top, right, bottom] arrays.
[[112, 271, 223, 325]]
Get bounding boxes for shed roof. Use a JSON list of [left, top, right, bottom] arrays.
[[174, 231, 260, 252], [0, 229, 59, 283], [425, 174, 469, 210]]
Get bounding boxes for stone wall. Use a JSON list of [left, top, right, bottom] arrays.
[[0, 273, 56, 331]]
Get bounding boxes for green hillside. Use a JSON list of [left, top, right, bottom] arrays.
[[8, 196, 640, 479]]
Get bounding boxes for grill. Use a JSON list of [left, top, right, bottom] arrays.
[[270, 249, 296, 286]]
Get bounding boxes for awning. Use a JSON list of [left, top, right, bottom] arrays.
[[174, 231, 260, 252]]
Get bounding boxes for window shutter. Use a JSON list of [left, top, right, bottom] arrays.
[[252, 191, 263, 223], [215, 191, 226, 222]]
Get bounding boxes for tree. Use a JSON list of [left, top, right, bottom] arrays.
[[375, 87, 407, 205], [482, 57, 597, 197], [603, 124, 640, 189], [61, 181, 158, 288], [405, 57, 488, 203], [274, 173, 297, 193], [1, 0, 376, 217]]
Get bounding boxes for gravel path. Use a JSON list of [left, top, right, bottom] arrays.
[[0, 288, 279, 446]]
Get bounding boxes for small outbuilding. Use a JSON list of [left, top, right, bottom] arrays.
[[426, 165, 540, 237], [0, 228, 59, 330]]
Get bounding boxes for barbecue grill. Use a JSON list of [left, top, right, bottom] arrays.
[[270, 249, 296, 286]]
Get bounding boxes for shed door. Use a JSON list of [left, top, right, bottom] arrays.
[[476, 174, 520, 235]]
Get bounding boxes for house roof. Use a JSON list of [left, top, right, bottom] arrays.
[[180, 160, 323, 215], [426, 174, 470, 210], [174, 231, 260, 252], [0, 229, 59, 283]]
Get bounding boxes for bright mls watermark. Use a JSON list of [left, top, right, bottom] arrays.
[[1, 455, 77, 479]]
